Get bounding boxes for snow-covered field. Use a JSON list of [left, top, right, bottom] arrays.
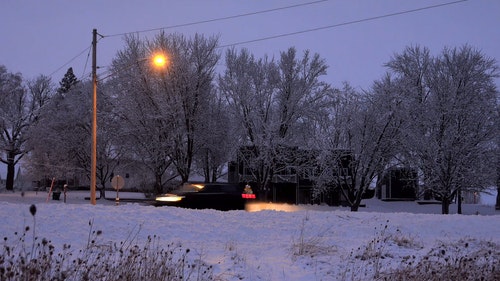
[[1, 190, 499, 280]]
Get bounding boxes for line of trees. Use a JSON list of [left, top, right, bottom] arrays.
[[1, 32, 498, 213]]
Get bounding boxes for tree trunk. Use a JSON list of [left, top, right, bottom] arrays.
[[180, 172, 189, 184], [457, 187, 462, 214], [211, 168, 217, 183], [97, 168, 107, 199], [350, 191, 362, 212], [98, 186, 106, 199], [98, 175, 107, 199], [441, 197, 450, 214], [5, 152, 16, 191], [496, 161, 500, 210], [154, 174, 163, 195], [203, 150, 210, 183], [496, 186, 500, 210]]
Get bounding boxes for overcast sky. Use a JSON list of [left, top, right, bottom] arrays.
[[1, 0, 499, 91]]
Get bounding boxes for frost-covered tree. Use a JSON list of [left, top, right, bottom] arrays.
[[109, 32, 219, 193], [26, 78, 120, 198], [26, 81, 83, 185], [276, 48, 332, 142], [219, 48, 279, 193], [23, 75, 57, 180], [386, 45, 499, 214], [0, 66, 27, 190], [0, 68, 53, 190], [27, 75, 54, 111], [194, 92, 233, 182], [153, 33, 220, 184], [219, 47, 332, 197], [107, 35, 174, 194], [314, 81, 402, 211]]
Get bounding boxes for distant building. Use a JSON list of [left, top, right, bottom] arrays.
[[228, 146, 355, 205], [377, 167, 417, 201]]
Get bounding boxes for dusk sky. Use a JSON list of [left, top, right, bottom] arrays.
[[1, 0, 499, 91]]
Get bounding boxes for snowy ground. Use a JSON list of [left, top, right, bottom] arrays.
[[1, 190, 499, 280]]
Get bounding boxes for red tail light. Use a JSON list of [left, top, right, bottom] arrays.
[[242, 193, 256, 199]]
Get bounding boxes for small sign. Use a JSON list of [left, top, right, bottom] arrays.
[[111, 175, 125, 190]]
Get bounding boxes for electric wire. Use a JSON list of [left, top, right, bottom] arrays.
[[100, 0, 469, 72], [103, 0, 329, 38], [48, 31, 104, 80], [80, 46, 92, 81], [49, 0, 468, 80], [48, 45, 91, 78], [219, 0, 469, 48], [52, 0, 329, 79]]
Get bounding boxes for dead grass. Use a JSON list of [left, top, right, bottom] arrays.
[[0, 204, 214, 281]]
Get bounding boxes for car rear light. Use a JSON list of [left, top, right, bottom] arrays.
[[242, 193, 256, 199]]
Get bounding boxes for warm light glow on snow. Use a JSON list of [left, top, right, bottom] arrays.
[[155, 194, 184, 202]]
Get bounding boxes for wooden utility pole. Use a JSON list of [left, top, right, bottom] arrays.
[[91, 29, 97, 205]]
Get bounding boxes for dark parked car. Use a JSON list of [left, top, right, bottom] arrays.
[[155, 183, 256, 211]]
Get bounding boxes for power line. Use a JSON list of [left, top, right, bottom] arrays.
[[48, 45, 91, 78], [103, 0, 329, 38], [219, 0, 469, 48], [80, 46, 92, 81], [47, 0, 327, 80], [50, 0, 468, 80]]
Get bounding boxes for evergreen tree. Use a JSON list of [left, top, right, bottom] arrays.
[[57, 67, 78, 94]]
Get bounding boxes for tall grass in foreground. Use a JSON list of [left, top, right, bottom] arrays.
[[2, 206, 499, 280], [290, 218, 500, 281], [0, 204, 214, 281]]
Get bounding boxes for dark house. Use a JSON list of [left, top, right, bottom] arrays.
[[228, 146, 354, 205], [377, 167, 418, 201]]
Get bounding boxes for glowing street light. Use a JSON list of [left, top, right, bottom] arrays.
[[152, 54, 168, 68], [90, 29, 167, 205]]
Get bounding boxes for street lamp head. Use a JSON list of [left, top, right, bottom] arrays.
[[152, 53, 168, 68]]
